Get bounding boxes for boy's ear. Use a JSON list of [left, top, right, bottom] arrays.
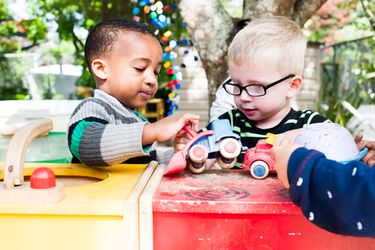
[[91, 59, 108, 80], [287, 75, 302, 98]]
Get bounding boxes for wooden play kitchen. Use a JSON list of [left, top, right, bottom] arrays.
[[140, 165, 375, 250], [0, 119, 157, 250]]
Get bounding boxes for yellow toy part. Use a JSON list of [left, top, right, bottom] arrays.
[[0, 119, 158, 250], [265, 133, 277, 145]]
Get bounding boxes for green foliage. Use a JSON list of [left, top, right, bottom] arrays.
[[75, 68, 95, 88], [304, 0, 374, 45], [304, 0, 355, 44], [0, 55, 31, 100], [0, 2, 48, 53], [305, 0, 375, 127], [21, 18, 48, 43], [0, 1, 48, 100], [0, 0, 6, 18], [318, 37, 375, 126], [29, 0, 187, 103]]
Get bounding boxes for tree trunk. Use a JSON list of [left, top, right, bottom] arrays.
[[178, 0, 327, 106], [178, 0, 233, 105]]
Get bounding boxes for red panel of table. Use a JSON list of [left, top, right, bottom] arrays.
[[152, 169, 375, 249]]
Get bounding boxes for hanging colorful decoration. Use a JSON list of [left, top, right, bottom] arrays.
[[131, 0, 183, 116]]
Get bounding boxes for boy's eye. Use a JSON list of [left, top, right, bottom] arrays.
[[134, 67, 145, 72]]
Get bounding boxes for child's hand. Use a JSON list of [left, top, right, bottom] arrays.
[[355, 133, 365, 150], [272, 132, 301, 189], [143, 113, 200, 145], [363, 140, 375, 166], [174, 127, 194, 152], [355, 134, 375, 166]]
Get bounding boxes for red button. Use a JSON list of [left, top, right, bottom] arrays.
[[30, 167, 56, 189]]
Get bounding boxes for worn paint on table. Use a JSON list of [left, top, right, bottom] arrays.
[[153, 169, 300, 214]]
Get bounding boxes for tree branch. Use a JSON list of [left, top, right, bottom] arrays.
[[243, 0, 297, 19], [178, 0, 233, 64], [178, 0, 234, 102], [292, 0, 327, 26], [360, 0, 375, 32]]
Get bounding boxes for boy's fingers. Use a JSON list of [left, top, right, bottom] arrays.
[[176, 129, 186, 137], [357, 140, 366, 151], [279, 136, 291, 147], [178, 113, 200, 133], [174, 143, 185, 151], [365, 141, 375, 150], [192, 122, 199, 132], [354, 133, 363, 143], [181, 113, 200, 123], [274, 134, 291, 148], [273, 134, 285, 147], [174, 135, 188, 148], [175, 134, 189, 144], [363, 150, 375, 166]]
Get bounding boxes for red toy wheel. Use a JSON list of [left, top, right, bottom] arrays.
[[189, 144, 208, 163], [219, 138, 241, 159], [188, 161, 206, 174], [250, 160, 270, 179], [217, 157, 236, 169]]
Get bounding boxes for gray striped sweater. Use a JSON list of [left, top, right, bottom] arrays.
[[67, 89, 173, 166]]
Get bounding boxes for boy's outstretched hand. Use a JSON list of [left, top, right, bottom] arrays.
[[173, 127, 193, 152], [143, 113, 200, 145], [271, 130, 302, 189], [355, 134, 375, 166]]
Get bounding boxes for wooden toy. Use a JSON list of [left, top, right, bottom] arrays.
[[0, 119, 157, 250], [164, 119, 243, 175]]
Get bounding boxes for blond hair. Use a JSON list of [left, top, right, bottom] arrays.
[[228, 16, 307, 75]]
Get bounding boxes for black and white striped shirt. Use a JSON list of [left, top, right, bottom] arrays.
[[207, 108, 328, 168]]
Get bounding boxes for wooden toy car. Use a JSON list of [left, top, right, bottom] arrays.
[[164, 119, 243, 175], [242, 139, 275, 179]]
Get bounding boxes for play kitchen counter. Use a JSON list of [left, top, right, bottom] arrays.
[[0, 119, 157, 250]]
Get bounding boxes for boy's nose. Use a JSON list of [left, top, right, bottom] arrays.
[[240, 90, 253, 101], [145, 74, 157, 86]]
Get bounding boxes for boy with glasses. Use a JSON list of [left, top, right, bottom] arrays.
[[175, 16, 329, 168]]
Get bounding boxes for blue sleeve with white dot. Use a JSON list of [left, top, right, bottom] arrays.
[[288, 147, 375, 237]]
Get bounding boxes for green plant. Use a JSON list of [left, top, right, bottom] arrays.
[[319, 36, 374, 126], [0, 0, 48, 100], [305, 0, 375, 126], [0, 55, 31, 100], [29, 0, 187, 105]]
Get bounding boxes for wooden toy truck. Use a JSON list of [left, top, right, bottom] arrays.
[[164, 119, 243, 175]]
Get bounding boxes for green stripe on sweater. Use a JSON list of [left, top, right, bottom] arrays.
[[70, 120, 98, 161]]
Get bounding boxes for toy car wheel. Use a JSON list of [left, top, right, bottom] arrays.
[[219, 138, 241, 159], [250, 160, 270, 179], [188, 144, 208, 163], [217, 157, 236, 169], [188, 161, 206, 174]]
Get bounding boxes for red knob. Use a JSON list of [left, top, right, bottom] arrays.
[[30, 167, 56, 189]]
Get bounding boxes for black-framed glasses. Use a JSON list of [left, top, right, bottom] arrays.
[[223, 74, 296, 97]]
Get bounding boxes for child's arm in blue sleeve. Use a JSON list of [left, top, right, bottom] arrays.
[[288, 147, 375, 237]]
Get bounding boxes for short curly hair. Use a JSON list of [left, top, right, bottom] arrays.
[[84, 19, 156, 72]]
